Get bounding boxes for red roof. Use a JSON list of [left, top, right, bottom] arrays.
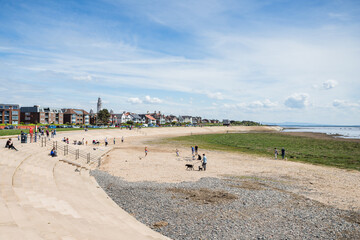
[[145, 114, 156, 121]]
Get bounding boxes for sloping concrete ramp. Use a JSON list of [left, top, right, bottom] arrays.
[[0, 141, 170, 240]]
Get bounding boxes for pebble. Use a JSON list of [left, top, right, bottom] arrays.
[[91, 170, 360, 240]]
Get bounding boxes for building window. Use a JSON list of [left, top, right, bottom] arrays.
[[12, 121, 18, 124], [12, 116, 18, 120], [12, 111, 18, 115]]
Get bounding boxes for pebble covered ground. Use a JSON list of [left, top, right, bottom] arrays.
[[91, 170, 360, 240]]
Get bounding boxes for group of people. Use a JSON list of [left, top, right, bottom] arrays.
[[191, 145, 207, 171], [274, 147, 286, 160]]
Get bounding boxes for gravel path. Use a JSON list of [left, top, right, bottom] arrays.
[[91, 170, 360, 240]]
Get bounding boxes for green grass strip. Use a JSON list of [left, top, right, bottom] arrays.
[[168, 133, 360, 171]]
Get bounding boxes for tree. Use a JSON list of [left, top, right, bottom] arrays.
[[97, 109, 111, 125]]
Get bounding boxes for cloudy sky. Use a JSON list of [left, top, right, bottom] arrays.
[[0, 0, 359, 124]]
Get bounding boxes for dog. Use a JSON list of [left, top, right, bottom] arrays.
[[198, 166, 203, 171], [185, 164, 194, 170]]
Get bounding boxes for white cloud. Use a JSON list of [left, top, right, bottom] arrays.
[[127, 97, 143, 104], [144, 95, 162, 104], [323, 79, 338, 90], [73, 75, 93, 82], [333, 99, 359, 108], [207, 92, 224, 100], [284, 93, 310, 109], [223, 99, 278, 110]]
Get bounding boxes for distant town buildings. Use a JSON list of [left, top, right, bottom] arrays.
[[1, 99, 222, 126], [62, 109, 90, 125], [20, 105, 63, 124], [0, 104, 20, 125]]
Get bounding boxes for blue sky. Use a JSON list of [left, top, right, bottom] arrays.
[[0, 0, 359, 124]]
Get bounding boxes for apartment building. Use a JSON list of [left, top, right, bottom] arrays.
[[20, 105, 63, 124], [62, 109, 90, 125], [0, 104, 20, 125]]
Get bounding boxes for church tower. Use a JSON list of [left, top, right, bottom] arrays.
[[97, 97, 102, 113]]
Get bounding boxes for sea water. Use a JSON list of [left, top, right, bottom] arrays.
[[281, 126, 360, 139]]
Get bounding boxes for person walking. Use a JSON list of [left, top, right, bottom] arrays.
[[274, 148, 278, 159], [105, 137, 108, 146], [113, 137, 116, 145], [195, 145, 198, 155], [281, 148, 285, 159], [202, 154, 207, 171], [121, 136, 124, 143], [145, 146, 148, 157], [191, 146, 195, 156], [176, 149, 179, 156]]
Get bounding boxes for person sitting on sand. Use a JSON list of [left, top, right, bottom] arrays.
[[5, 138, 18, 151], [50, 147, 57, 157]]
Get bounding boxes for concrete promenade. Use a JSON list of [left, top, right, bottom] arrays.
[[0, 130, 171, 240]]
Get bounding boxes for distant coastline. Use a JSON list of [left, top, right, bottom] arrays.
[[280, 126, 360, 139]]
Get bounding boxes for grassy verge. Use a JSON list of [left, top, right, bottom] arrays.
[[168, 133, 360, 171], [0, 127, 117, 137]]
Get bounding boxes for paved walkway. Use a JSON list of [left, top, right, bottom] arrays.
[[0, 136, 170, 240]]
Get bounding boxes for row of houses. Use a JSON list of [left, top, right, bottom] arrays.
[[109, 111, 219, 125], [0, 104, 90, 125], [0, 103, 219, 126]]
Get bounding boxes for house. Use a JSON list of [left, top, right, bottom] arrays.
[[116, 112, 133, 124], [130, 113, 144, 124], [192, 116, 202, 124], [179, 115, 192, 124], [139, 114, 156, 125], [202, 119, 210, 123], [165, 115, 178, 123], [0, 104, 20, 125], [149, 111, 165, 125], [20, 105, 63, 124], [62, 109, 90, 125]]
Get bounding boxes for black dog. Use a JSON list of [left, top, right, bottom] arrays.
[[198, 166, 203, 171], [185, 164, 194, 170]]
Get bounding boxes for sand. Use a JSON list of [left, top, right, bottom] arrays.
[[38, 125, 360, 212]]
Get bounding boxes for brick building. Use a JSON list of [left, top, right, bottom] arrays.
[[20, 105, 63, 124], [0, 104, 20, 125], [62, 109, 90, 125]]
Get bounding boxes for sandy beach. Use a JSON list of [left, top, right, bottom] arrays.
[[86, 126, 360, 212]]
